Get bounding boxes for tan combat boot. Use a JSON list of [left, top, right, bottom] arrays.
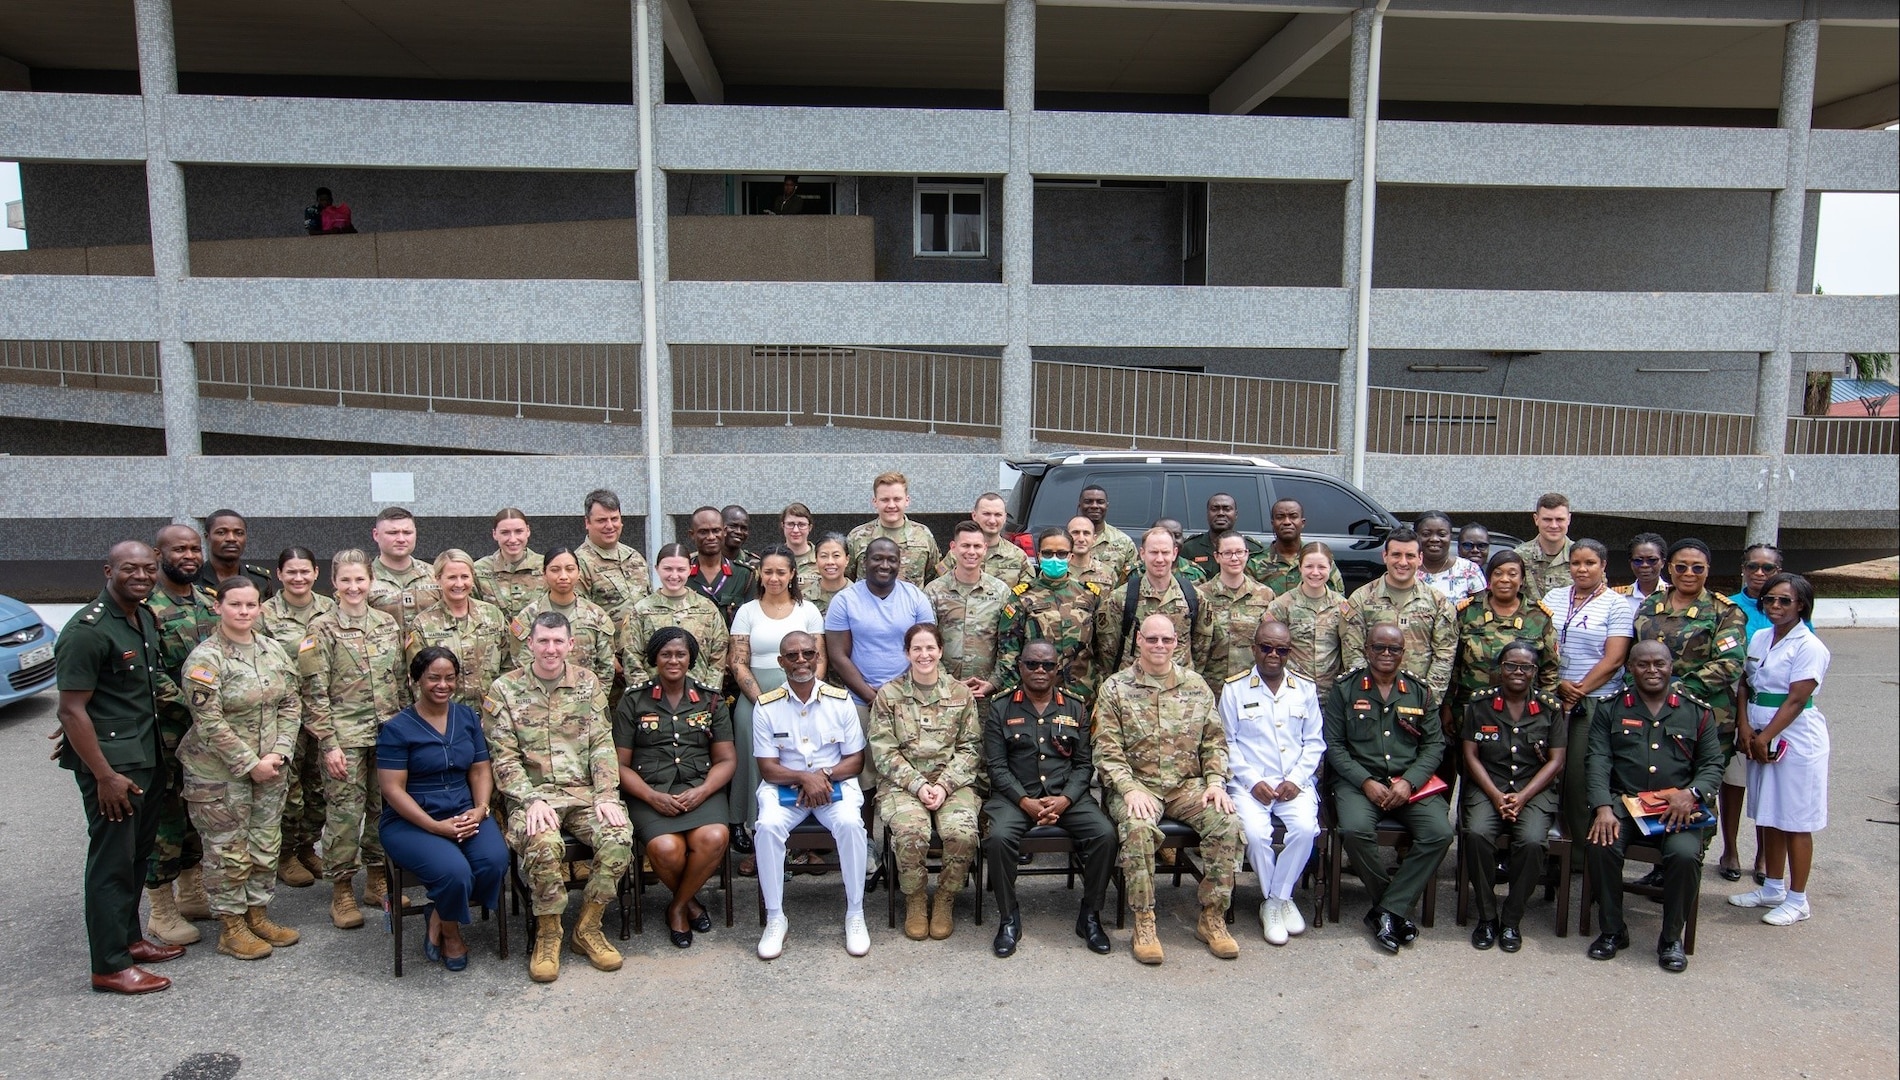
[[145, 884, 200, 945], [296, 844, 324, 878], [362, 864, 390, 909], [174, 866, 212, 920], [276, 853, 315, 888], [216, 913, 272, 960], [903, 891, 929, 940], [330, 875, 365, 929], [929, 886, 958, 940], [246, 905, 300, 947], [529, 914, 563, 983], [1131, 910, 1164, 965], [1196, 905, 1239, 959], [570, 900, 624, 971]]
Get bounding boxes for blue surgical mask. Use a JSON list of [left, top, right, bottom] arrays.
[[1040, 556, 1070, 579]]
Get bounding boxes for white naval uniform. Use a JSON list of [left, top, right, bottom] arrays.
[[1743, 624, 1831, 833], [753, 681, 869, 915], [1217, 667, 1325, 900]]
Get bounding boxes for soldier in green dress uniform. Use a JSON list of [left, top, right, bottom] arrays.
[[145, 523, 219, 943]]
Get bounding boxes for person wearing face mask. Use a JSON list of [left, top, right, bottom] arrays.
[[259, 547, 335, 890], [299, 548, 408, 930], [1415, 511, 1486, 603], [1337, 527, 1459, 702], [1266, 542, 1346, 693], [473, 508, 543, 625], [996, 528, 1109, 702], [623, 543, 730, 689], [507, 547, 617, 689], [1613, 532, 1668, 617], [406, 550, 509, 709]]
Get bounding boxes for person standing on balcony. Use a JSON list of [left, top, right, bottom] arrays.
[[722, 505, 761, 574], [1614, 532, 1669, 617], [1180, 493, 1262, 580], [1248, 498, 1344, 597], [770, 176, 804, 216], [1077, 485, 1137, 584], [687, 506, 755, 625], [304, 187, 356, 235], [196, 510, 275, 600], [937, 492, 1029, 587], [846, 472, 941, 585], [1415, 511, 1486, 603], [1514, 493, 1574, 603], [473, 509, 543, 625], [369, 507, 438, 640]]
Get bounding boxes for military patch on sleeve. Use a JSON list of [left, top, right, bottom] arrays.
[[509, 617, 526, 637], [298, 635, 317, 653], [1716, 635, 1740, 653], [190, 688, 212, 708], [483, 695, 502, 716], [186, 665, 217, 686]]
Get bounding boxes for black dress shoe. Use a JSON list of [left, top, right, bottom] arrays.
[[1587, 931, 1629, 960], [1018, 851, 1034, 865], [1499, 924, 1522, 953], [1633, 866, 1665, 889], [1075, 907, 1111, 954], [669, 928, 693, 949], [1397, 915, 1419, 945], [1470, 919, 1498, 950], [1657, 939, 1688, 972], [689, 909, 713, 934], [1368, 910, 1402, 954], [993, 913, 1022, 958], [730, 829, 755, 854]]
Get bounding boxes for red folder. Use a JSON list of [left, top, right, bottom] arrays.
[[1401, 774, 1449, 803]]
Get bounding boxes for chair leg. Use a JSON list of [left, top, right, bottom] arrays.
[[1327, 831, 1342, 923], [723, 846, 735, 928], [390, 866, 404, 978], [618, 874, 632, 941], [1454, 832, 1469, 927], [972, 846, 983, 927], [1578, 859, 1593, 936], [1553, 843, 1572, 939], [496, 893, 508, 960], [885, 828, 898, 930], [1685, 881, 1699, 955]]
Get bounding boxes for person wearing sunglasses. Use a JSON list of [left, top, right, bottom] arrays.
[[1728, 573, 1829, 926], [1218, 620, 1323, 947], [1459, 640, 1566, 953], [995, 528, 1109, 702], [1613, 532, 1668, 617], [982, 639, 1117, 959], [1717, 543, 1795, 883], [1455, 523, 1491, 573], [1191, 532, 1278, 686], [1634, 537, 1746, 880], [1324, 622, 1451, 954]]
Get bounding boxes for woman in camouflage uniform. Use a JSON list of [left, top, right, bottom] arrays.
[[179, 577, 303, 960], [870, 623, 983, 942], [507, 547, 617, 688], [622, 543, 729, 688], [472, 508, 544, 624], [301, 548, 408, 929], [1265, 542, 1345, 692], [1191, 531, 1277, 685], [800, 533, 854, 616], [406, 549, 509, 709], [258, 546, 335, 888]]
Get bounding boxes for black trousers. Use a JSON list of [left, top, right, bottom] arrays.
[[983, 795, 1117, 919], [75, 764, 165, 975], [1584, 805, 1703, 946]]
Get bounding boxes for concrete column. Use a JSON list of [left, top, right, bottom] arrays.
[[635, 0, 673, 559], [132, 0, 202, 484], [999, 0, 1035, 458], [1335, 4, 1377, 484], [1747, 12, 1818, 547]]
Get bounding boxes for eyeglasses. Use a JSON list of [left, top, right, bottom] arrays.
[[781, 649, 817, 661], [1252, 643, 1292, 656], [1217, 548, 1248, 558], [1020, 659, 1060, 671], [1141, 635, 1177, 645], [1759, 595, 1798, 608], [1038, 549, 1070, 559], [1498, 662, 1537, 674], [1670, 563, 1709, 576], [1457, 540, 1488, 550], [1629, 556, 1661, 566], [1366, 644, 1405, 656], [1743, 562, 1781, 574]]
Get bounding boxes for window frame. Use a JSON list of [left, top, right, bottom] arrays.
[[913, 178, 988, 259]]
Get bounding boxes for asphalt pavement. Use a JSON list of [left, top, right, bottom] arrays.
[[0, 630, 1893, 1080]]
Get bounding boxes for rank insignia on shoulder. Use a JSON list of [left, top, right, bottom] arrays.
[[1224, 669, 1251, 683], [1458, 597, 1474, 613], [1013, 582, 1030, 595], [757, 686, 788, 705], [819, 684, 851, 700], [185, 665, 217, 686]]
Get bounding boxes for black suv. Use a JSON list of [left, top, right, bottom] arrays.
[[1007, 452, 1418, 594]]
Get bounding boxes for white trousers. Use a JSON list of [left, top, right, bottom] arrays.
[[754, 780, 868, 915], [1229, 784, 1320, 901]]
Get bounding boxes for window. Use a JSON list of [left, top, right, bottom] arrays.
[[915, 179, 986, 257], [1266, 476, 1383, 540], [1172, 473, 1266, 534]]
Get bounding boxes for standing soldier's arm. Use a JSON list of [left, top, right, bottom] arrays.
[[505, 616, 533, 677], [701, 614, 730, 680], [1427, 594, 1459, 697], [1093, 592, 1123, 676], [1692, 602, 1749, 702], [587, 616, 616, 688], [270, 648, 301, 760], [1337, 599, 1365, 676], [618, 611, 649, 685], [1089, 683, 1139, 797], [993, 601, 1025, 695], [183, 649, 259, 777], [297, 631, 340, 753], [1321, 680, 1373, 790], [1188, 587, 1215, 674]]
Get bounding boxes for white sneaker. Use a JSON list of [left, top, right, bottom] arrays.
[[1728, 887, 1786, 909], [1258, 900, 1273, 941], [1761, 900, 1811, 926], [758, 914, 789, 960], [1281, 897, 1307, 937], [844, 911, 871, 956], [1263, 898, 1289, 946]]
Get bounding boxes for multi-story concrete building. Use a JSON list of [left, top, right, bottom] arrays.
[[0, 0, 1894, 589]]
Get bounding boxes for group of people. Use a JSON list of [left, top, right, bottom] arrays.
[[54, 477, 1832, 994]]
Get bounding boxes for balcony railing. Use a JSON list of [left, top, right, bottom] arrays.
[[1785, 416, 1898, 455], [672, 345, 1001, 434], [0, 339, 158, 392], [1033, 361, 1338, 454], [1366, 387, 1757, 456]]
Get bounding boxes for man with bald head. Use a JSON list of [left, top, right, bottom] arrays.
[[55, 541, 181, 993], [144, 523, 220, 942]]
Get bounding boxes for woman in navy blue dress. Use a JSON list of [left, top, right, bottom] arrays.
[[377, 646, 508, 970]]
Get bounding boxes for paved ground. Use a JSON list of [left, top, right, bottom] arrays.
[[0, 630, 1893, 1080]]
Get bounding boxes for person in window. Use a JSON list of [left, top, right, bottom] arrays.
[[770, 176, 804, 215], [304, 187, 357, 235]]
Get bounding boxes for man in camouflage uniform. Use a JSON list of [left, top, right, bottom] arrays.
[[925, 521, 1012, 700], [1093, 614, 1244, 964], [1248, 497, 1344, 595], [574, 488, 651, 634], [298, 596, 406, 928], [995, 528, 1108, 701], [1513, 492, 1575, 603], [473, 510, 544, 624], [1179, 492, 1263, 579], [1077, 484, 1137, 584], [846, 471, 941, 584], [367, 507, 439, 638], [935, 491, 1029, 587], [1095, 527, 1196, 676], [1066, 516, 1122, 590], [1338, 527, 1459, 700], [484, 612, 632, 983], [1191, 532, 1277, 686], [143, 523, 219, 944], [195, 510, 275, 599]]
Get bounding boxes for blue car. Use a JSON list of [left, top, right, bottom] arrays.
[[0, 594, 58, 708]]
